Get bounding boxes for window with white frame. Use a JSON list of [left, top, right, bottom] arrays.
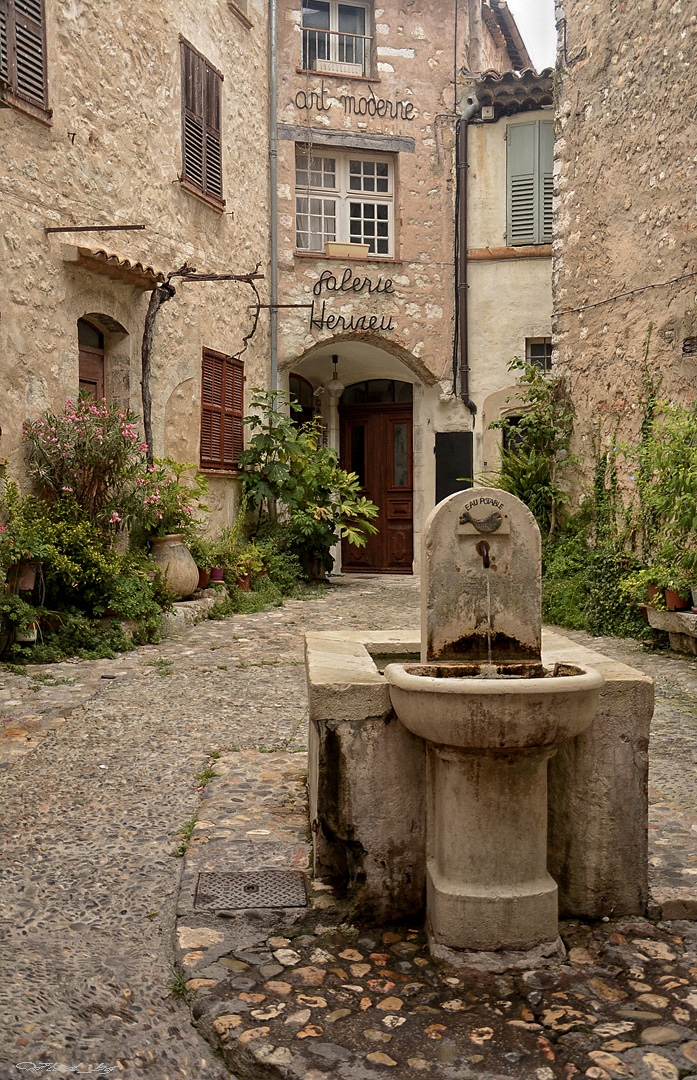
[[526, 337, 552, 372], [295, 149, 393, 256], [301, 0, 371, 77]]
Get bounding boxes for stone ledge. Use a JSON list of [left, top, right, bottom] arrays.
[[646, 607, 697, 655], [160, 587, 228, 638]]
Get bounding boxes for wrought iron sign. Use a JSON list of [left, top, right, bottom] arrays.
[[309, 267, 396, 332], [293, 80, 415, 120]]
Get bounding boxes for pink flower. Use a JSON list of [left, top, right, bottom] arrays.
[[62, 486, 73, 492], [139, 442, 148, 452], [110, 512, 121, 524]]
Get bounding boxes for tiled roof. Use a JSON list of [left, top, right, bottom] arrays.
[[69, 246, 166, 287], [466, 67, 554, 117]]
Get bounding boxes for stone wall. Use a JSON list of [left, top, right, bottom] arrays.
[[552, 0, 697, 468], [0, 0, 271, 531]]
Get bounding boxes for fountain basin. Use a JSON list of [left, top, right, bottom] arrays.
[[385, 659, 604, 951], [384, 661, 604, 750]]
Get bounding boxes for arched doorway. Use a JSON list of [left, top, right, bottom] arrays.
[[339, 379, 413, 573], [77, 318, 105, 399]]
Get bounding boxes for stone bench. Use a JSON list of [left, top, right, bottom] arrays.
[[306, 627, 653, 923], [646, 606, 697, 655]]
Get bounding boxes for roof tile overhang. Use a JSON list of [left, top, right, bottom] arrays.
[[481, 0, 533, 73], [466, 68, 554, 119], [61, 244, 165, 288]]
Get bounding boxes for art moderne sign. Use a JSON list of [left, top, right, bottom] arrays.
[[309, 268, 396, 332], [293, 80, 415, 121]]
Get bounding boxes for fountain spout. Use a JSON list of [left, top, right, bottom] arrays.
[[475, 539, 490, 568]]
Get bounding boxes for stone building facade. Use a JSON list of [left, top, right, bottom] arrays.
[[274, 0, 553, 572], [0, 0, 270, 529], [552, 0, 697, 466]]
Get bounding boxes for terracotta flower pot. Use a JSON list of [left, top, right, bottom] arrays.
[[236, 573, 251, 592], [150, 535, 199, 599], [9, 560, 38, 592], [665, 588, 690, 612], [647, 584, 661, 605], [197, 567, 210, 590]]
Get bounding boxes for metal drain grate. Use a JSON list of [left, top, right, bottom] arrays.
[[194, 870, 307, 910]]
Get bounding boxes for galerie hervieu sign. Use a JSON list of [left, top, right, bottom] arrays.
[[309, 268, 396, 332]]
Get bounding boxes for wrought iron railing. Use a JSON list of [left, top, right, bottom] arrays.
[[302, 27, 372, 78]]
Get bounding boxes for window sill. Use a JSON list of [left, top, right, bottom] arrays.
[[296, 67, 380, 84], [294, 250, 401, 264], [179, 179, 226, 211], [3, 91, 52, 125], [468, 244, 552, 261], [200, 466, 241, 476], [227, 1, 253, 29]]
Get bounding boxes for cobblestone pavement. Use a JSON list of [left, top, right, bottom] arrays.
[[0, 575, 419, 1077], [3, 575, 697, 1080]]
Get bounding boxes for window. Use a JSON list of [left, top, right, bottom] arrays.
[[289, 373, 317, 426], [0, 0, 50, 119], [78, 319, 105, 400], [526, 337, 552, 372], [506, 119, 553, 246], [200, 349, 244, 470], [180, 39, 224, 206], [301, 0, 371, 77], [295, 149, 394, 256]]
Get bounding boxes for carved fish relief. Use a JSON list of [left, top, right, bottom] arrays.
[[458, 510, 503, 533]]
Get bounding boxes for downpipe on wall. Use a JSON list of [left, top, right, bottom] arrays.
[[454, 93, 480, 418], [269, 0, 279, 394]]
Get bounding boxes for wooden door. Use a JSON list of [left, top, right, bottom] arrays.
[[340, 402, 413, 573]]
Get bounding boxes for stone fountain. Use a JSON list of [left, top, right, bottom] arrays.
[[384, 489, 603, 952], [305, 488, 653, 961]]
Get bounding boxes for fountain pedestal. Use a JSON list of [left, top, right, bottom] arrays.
[[428, 744, 557, 950]]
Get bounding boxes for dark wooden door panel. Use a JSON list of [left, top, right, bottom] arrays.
[[340, 402, 413, 573]]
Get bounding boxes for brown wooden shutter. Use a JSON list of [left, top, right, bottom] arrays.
[[1, 0, 49, 115], [200, 349, 244, 469], [204, 64, 223, 200], [0, 0, 9, 85], [182, 41, 205, 191], [181, 38, 224, 205]]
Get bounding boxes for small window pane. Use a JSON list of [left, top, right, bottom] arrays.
[[393, 423, 408, 487], [394, 381, 413, 403], [302, 0, 330, 28], [350, 425, 366, 486], [367, 380, 392, 403]]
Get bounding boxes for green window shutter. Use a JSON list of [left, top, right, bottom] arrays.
[[507, 119, 554, 246], [507, 121, 537, 246], [539, 120, 554, 243]]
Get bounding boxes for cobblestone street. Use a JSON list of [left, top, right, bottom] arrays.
[[2, 575, 697, 1079]]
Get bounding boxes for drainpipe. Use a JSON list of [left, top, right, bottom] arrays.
[[269, 0, 279, 394], [455, 93, 480, 417]]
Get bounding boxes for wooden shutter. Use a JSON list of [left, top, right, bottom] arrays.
[[181, 38, 224, 205], [200, 349, 244, 469], [539, 120, 554, 243], [507, 121, 537, 246], [204, 64, 223, 200], [1, 0, 49, 114], [507, 120, 554, 246], [0, 0, 8, 85]]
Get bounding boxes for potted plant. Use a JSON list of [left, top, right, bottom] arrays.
[[0, 480, 51, 593], [136, 459, 210, 600], [186, 535, 216, 589], [232, 543, 265, 591]]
